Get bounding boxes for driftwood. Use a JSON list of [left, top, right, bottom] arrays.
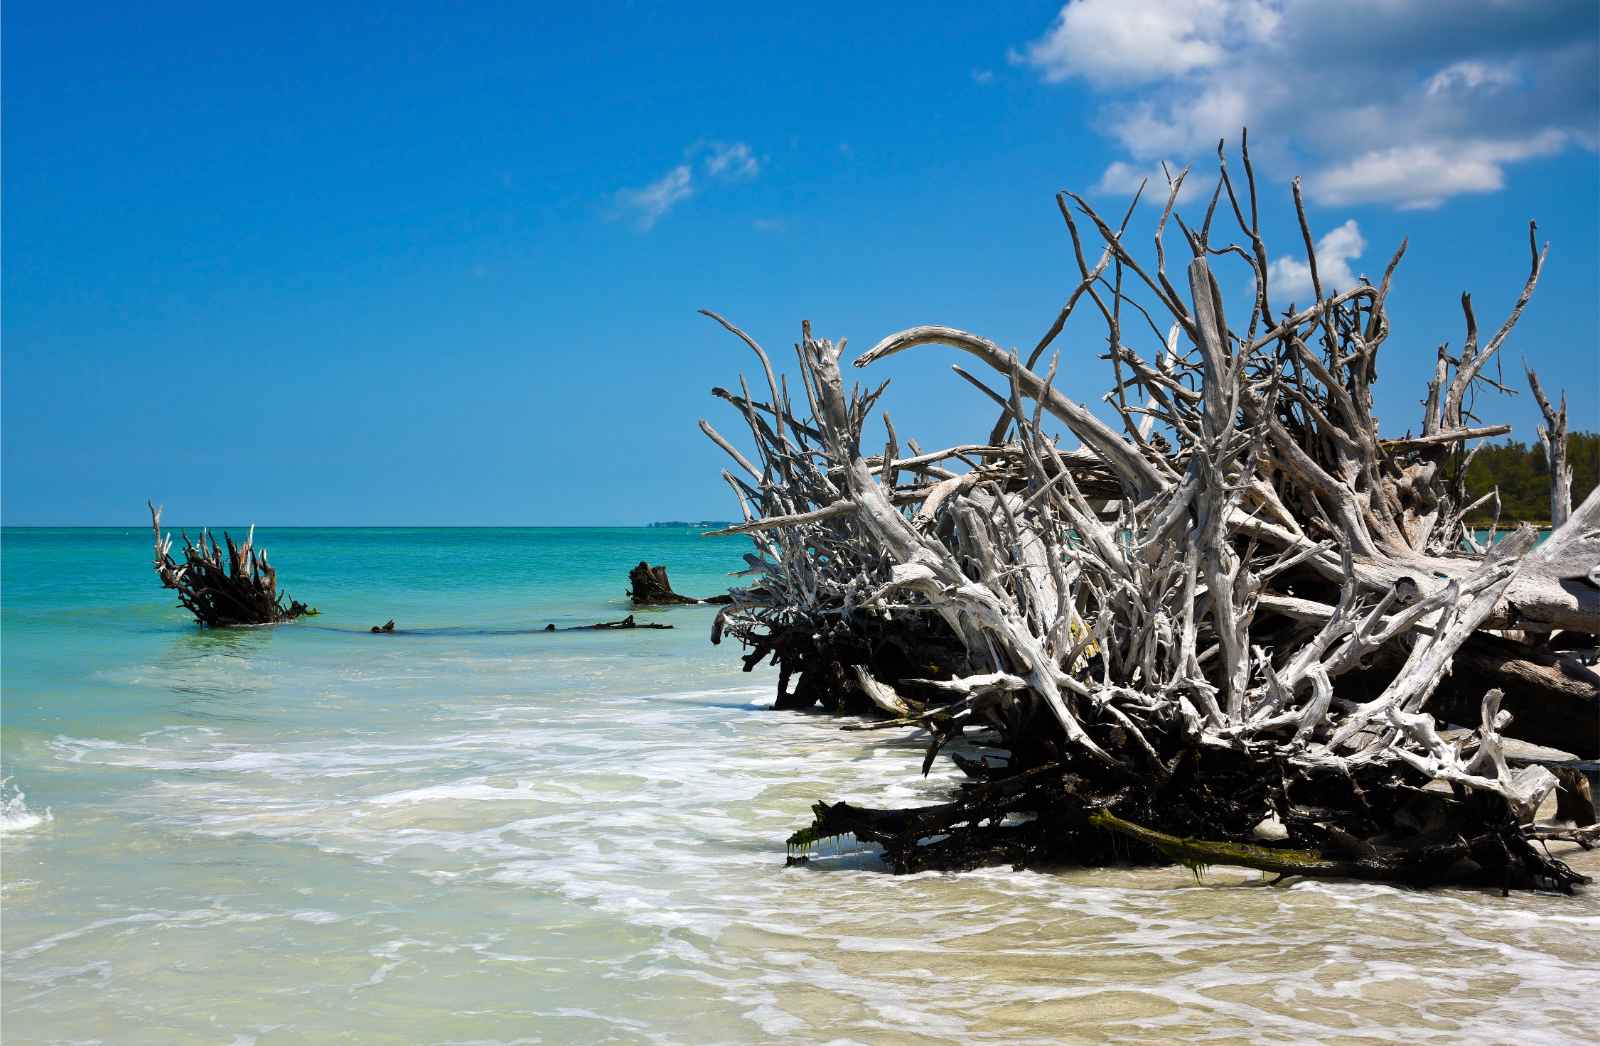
[[1527, 366, 1573, 528], [627, 561, 734, 606], [1433, 633, 1599, 758], [149, 502, 314, 626], [573, 614, 672, 631], [363, 618, 670, 635], [1552, 767, 1596, 826], [701, 137, 1597, 893]]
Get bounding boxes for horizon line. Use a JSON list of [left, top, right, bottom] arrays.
[[0, 522, 737, 530]]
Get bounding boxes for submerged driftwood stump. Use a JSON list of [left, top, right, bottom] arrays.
[[698, 136, 1596, 893], [628, 561, 733, 606], [545, 615, 673, 631], [586, 613, 672, 630], [149, 502, 314, 627], [629, 562, 700, 605]]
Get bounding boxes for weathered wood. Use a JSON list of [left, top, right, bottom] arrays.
[[585, 614, 672, 631], [1528, 366, 1573, 528], [540, 616, 673, 631], [627, 561, 733, 606], [149, 502, 314, 627], [1428, 632, 1599, 758], [628, 562, 698, 605], [697, 137, 1593, 892], [1552, 768, 1596, 826]]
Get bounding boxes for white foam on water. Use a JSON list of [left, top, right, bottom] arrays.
[[7, 906, 287, 964], [0, 777, 53, 834], [289, 910, 342, 924], [367, 778, 543, 806], [16, 665, 1600, 1043]]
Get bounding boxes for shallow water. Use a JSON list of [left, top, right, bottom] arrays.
[[4, 527, 1597, 1044]]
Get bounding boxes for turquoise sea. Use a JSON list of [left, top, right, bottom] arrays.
[[3, 527, 1598, 1044]]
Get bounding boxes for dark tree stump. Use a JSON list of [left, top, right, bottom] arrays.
[[629, 562, 701, 605], [149, 502, 315, 627]]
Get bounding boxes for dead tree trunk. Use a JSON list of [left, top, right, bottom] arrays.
[[627, 561, 733, 606], [1527, 366, 1573, 527], [628, 562, 698, 605], [149, 502, 314, 626], [698, 137, 1594, 893]]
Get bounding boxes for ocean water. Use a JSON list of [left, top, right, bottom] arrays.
[[3, 526, 1597, 1045]]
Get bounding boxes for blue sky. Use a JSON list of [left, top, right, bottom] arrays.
[[4, 1, 1596, 525]]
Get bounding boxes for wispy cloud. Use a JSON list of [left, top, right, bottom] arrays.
[[614, 164, 694, 231], [613, 139, 763, 231], [752, 217, 785, 233], [1426, 59, 1517, 98], [1268, 219, 1366, 300], [971, 68, 994, 85], [1095, 159, 1202, 207], [702, 141, 760, 180], [1015, 0, 1597, 210]]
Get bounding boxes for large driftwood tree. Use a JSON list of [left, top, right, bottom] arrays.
[[700, 139, 1597, 892], [149, 502, 314, 626]]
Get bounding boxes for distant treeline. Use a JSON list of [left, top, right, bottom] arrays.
[[1461, 433, 1599, 525]]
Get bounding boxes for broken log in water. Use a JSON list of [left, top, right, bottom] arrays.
[[149, 502, 314, 627], [627, 561, 733, 606], [573, 614, 672, 631], [699, 137, 1596, 892]]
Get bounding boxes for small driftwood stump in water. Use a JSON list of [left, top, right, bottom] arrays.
[[699, 135, 1597, 893], [149, 502, 314, 626], [628, 562, 733, 606], [629, 562, 699, 605]]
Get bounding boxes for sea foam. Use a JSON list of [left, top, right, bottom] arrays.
[[0, 777, 52, 834]]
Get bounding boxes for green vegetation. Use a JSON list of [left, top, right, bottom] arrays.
[[1461, 432, 1599, 525], [1087, 808, 1355, 880]]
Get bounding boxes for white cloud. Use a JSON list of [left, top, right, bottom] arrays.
[[1017, 1, 1596, 209], [752, 217, 785, 233], [614, 164, 693, 230], [1426, 59, 1517, 97], [1017, 0, 1278, 86], [1268, 219, 1366, 299], [1310, 131, 1568, 209], [1106, 80, 1259, 161], [971, 68, 995, 85], [1095, 159, 1204, 206], [703, 141, 760, 180]]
